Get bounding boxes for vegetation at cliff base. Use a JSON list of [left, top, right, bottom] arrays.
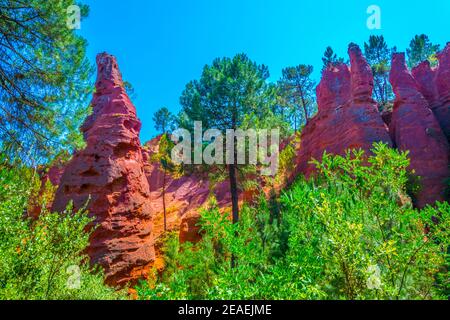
[[0, 0, 448, 300], [0, 160, 126, 300], [136, 144, 449, 300]]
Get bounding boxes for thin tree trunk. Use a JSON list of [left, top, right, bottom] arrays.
[[301, 103, 308, 125], [228, 163, 239, 224], [229, 109, 239, 224], [229, 111, 239, 269], [229, 162, 239, 269], [294, 113, 297, 132], [299, 90, 309, 125], [162, 168, 167, 232]]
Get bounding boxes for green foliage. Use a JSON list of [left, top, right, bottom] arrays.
[[0, 161, 125, 300], [406, 34, 441, 68], [275, 134, 299, 185], [278, 65, 317, 129], [285, 143, 448, 299], [151, 134, 182, 176], [321, 46, 345, 71], [136, 143, 449, 300], [364, 36, 396, 108], [0, 0, 93, 163], [153, 107, 175, 134], [180, 53, 271, 132]]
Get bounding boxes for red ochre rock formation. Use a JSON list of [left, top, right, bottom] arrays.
[[412, 43, 450, 142], [142, 137, 233, 245], [44, 164, 65, 187], [389, 53, 449, 208], [142, 135, 292, 254], [52, 53, 155, 286], [28, 162, 65, 219], [295, 43, 393, 177], [45, 44, 450, 285]]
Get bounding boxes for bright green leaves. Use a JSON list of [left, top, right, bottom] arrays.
[[0, 0, 93, 162], [0, 162, 125, 300], [137, 143, 449, 300], [406, 34, 441, 68], [281, 143, 448, 299]]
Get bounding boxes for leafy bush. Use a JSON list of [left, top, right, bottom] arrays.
[[0, 162, 126, 300], [283, 143, 449, 299], [136, 143, 449, 300]]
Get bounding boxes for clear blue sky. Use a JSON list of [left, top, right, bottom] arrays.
[[79, 0, 450, 142]]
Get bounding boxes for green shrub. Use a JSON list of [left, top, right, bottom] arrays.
[[136, 143, 449, 300], [0, 162, 126, 300], [282, 143, 448, 299]]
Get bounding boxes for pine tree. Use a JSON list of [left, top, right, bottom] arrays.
[[153, 107, 175, 134], [364, 35, 396, 108], [321, 46, 344, 71], [0, 0, 92, 162], [151, 134, 182, 232], [278, 65, 316, 129], [180, 54, 270, 225], [406, 34, 440, 68]]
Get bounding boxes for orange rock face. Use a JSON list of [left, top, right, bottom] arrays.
[[142, 137, 232, 244], [52, 53, 155, 286], [412, 43, 450, 142], [296, 43, 393, 177], [389, 53, 449, 208], [45, 44, 450, 286], [28, 163, 65, 219]]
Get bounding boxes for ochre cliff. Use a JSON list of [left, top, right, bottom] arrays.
[[295, 43, 449, 208], [52, 53, 155, 286], [389, 53, 449, 208], [43, 43, 449, 286], [295, 43, 393, 177], [412, 43, 450, 142]]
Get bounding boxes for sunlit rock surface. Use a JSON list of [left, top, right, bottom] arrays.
[[295, 43, 392, 177], [389, 53, 449, 208], [52, 53, 155, 286]]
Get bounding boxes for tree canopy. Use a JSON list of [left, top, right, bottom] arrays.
[[180, 53, 272, 223], [406, 34, 441, 68], [321, 46, 344, 72], [278, 65, 316, 129], [364, 35, 396, 108], [153, 107, 175, 134], [0, 0, 92, 163]]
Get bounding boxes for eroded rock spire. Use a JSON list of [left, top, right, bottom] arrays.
[[389, 52, 449, 208], [296, 43, 392, 177], [53, 53, 155, 286]]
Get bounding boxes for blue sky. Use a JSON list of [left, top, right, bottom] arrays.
[[79, 0, 450, 142]]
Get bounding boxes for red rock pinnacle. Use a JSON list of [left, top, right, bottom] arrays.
[[389, 52, 449, 208], [296, 43, 392, 177], [52, 53, 155, 286], [412, 43, 450, 142]]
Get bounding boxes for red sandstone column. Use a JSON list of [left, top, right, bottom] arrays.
[[52, 53, 155, 286]]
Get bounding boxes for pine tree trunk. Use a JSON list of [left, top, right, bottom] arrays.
[[162, 169, 167, 232], [228, 163, 239, 224], [229, 112, 239, 269]]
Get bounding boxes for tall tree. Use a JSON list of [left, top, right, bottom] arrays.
[[152, 107, 177, 232], [266, 83, 297, 132], [321, 46, 344, 71], [364, 35, 396, 108], [406, 34, 440, 68], [153, 107, 175, 134], [278, 65, 316, 129], [0, 0, 92, 162], [151, 134, 181, 232], [180, 53, 270, 225]]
